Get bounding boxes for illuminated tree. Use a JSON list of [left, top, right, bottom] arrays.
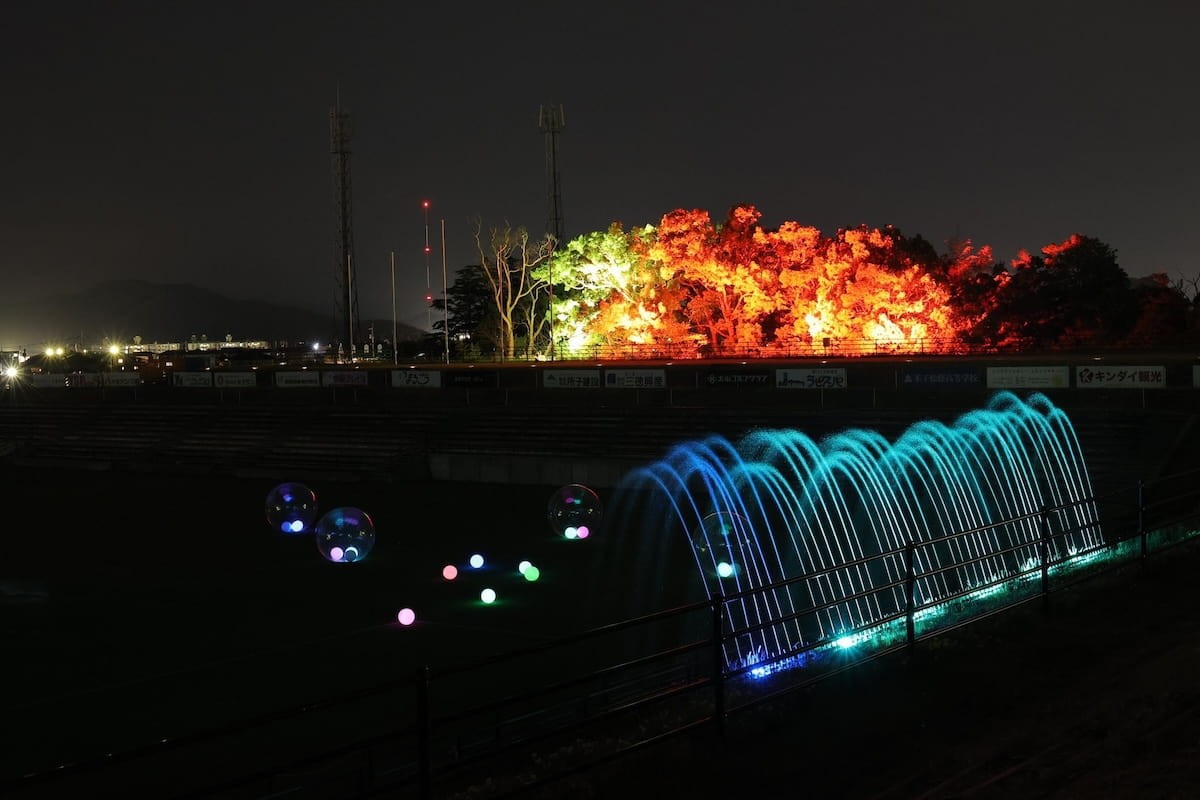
[[774, 225, 960, 353], [648, 206, 779, 353], [537, 224, 650, 353], [471, 218, 555, 360], [770, 221, 826, 348], [524, 205, 1175, 360], [936, 238, 1002, 345]]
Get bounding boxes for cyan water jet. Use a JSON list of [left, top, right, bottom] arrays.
[[602, 391, 1104, 670]]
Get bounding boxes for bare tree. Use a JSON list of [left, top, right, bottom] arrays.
[[471, 218, 555, 360], [1173, 272, 1200, 305]]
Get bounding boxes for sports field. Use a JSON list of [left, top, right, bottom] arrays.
[[0, 466, 617, 783]]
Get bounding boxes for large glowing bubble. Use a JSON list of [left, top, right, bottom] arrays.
[[314, 506, 376, 563], [694, 511, 749, 580], [547, 483, 603, 539], [265, 482, 318, 535]]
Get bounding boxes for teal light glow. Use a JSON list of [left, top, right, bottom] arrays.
[[744, 532, 1200, 681], [611, 391, 1107, 675]]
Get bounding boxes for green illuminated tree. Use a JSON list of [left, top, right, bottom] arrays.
[[535, 223, 692, 355]]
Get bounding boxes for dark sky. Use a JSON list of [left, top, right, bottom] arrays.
[[3, 1, 1197, 337]]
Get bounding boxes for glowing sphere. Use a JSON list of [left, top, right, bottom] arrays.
[[469, 553, 485, 569], [397, 608, 416, 625], [442, 564, 459, 581], [517, 559, 532, 574], [523, 565, 540, 582], [314, 507, 376, 563], [716, 561, 735, 578], [547, 484, 603, 539], [480, 588, 497, 604], [265, 482, 318, 535]]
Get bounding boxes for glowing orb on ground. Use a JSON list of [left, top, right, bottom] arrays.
[[315, 507, 376, 563], [547, 484, 603, 539], [469, 553, 485, 569], [265, 482, 318, 535], [480, 588, 497, 604], [442, 564, 459, 580], [518, 559, 532, 574], [397, 608, 416, 625], [523, 565, 541, 582]]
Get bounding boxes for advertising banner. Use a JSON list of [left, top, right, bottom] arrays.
[[986, 366, 1069, 389], [213, 371, 257, 388], [443, 370, 498, 388], [102, 372, 143, 387], [701, 370, 772, 388], [321, 370, 369, 388], [543, 369, 602, 388], [603, 369, 667, 389], [172, 372, 213, 388], [391, 369, 442, 388], [900, 366, 983, 388], [775, 368, 847, 389], [1075, 365, 1165, 389], [273, 371, 320, 388]]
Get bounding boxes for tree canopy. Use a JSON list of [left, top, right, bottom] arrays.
[[437, 205, 1197, 359]]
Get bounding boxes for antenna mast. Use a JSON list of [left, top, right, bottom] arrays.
[[330, 97, 359, 360], [539, 103, 564, 360], [539, 103, 565, 245]]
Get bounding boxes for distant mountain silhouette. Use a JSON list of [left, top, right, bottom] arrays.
[[0, 279, 424, 350]]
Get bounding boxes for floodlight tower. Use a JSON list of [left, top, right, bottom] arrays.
[[539, 103, 564, 360], [330, 97, 359, 360]]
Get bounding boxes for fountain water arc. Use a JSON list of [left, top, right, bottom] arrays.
[[605, 391, 1105, 670]]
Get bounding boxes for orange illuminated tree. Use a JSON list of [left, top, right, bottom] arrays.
[[518, 204, 1191, 359]]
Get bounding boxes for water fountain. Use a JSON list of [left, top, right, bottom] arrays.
[[602, 391, 1105, 670]]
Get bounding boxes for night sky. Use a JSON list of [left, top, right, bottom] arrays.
[[3, 1, 1197, 337]]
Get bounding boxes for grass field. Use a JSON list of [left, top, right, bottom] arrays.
[[0, 466, 623, 783]]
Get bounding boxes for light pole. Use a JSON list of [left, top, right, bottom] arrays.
[[390, 250, 398, 365], [441, 219, 449, 364]]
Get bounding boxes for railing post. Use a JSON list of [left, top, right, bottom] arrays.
[[905, 540, 916, 647], [1138, 479, 1147, 559], [1040, 503, 1051, 609], [711, 595, 726, 739], [417, 664, 431, 800]]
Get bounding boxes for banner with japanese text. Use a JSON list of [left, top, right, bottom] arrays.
[[986, 366, 1069, 389], [543, 369, 602, 388], [775, 368, 847, 389], [1075, 365, 1165, 389], [391, 369, 442, 388]]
